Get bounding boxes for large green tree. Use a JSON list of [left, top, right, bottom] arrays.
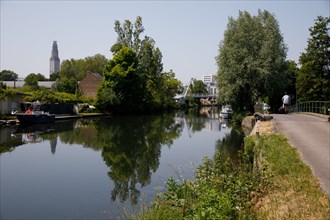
[[216, 10, 288, 112], [97, 16, 181, 113], [97, 47, 142, 112], [297, 16, 330, 102], [0, 70, 18, 81]]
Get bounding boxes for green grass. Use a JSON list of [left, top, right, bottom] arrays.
[[130, 133, 330, 220], [131, 150, 268, 219], [249, 134, 330, 220]]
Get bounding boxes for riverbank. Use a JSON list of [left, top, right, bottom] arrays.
[[246, 120, 329, 219], [131, 117, 330, 219]]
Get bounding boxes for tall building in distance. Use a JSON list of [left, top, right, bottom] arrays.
[[49, 41, 60, 76]]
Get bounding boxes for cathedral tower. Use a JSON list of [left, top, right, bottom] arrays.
[[49, 41, 60, 76]]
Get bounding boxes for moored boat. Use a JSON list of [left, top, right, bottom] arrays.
[[219, 105, 233, 119], [12, 102, 55, 124]]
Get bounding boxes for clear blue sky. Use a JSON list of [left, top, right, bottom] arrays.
[[1, 0, 329, 84]]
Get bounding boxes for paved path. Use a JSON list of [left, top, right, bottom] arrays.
[[272, 113, 330, 196]]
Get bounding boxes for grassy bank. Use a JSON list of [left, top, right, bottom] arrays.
[[248, 133, 330, 219], [130, 121, 329, 219]]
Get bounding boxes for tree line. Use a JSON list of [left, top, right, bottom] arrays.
[[216, 10, 329, 113], [1, 13, 329, 114]]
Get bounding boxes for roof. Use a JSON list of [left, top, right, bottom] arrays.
[[85, 72, 102, 80]]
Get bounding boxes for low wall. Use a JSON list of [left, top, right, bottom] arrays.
[[241, 116, 256, 136]]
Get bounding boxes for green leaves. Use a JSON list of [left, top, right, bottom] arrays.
[[216, 10, 288, 112], [97, 16, 182, 113], [297, 16, 330, 102], [0, 70, 18, 81]]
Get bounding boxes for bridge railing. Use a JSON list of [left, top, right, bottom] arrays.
[[185, 94, 216, 98], [291, 101, 330, 115]]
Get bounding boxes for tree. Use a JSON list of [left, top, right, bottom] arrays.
[[189, 79, 208, 95], [284, 60, 299, 104], [59, 54, 107, 81], [158, 70, 183, 108], [0, 70, 18, 81], [24, 73, 47, 90], [111, 16, 144, 54], [54, 78, 77, 94], [0, 82, 7, 100], [216, 10, 288, 112], [297, 16, 330, 102], [97, 16, 182, 113], [49, 72, 60, 81], [55, 54, 108, 94], [97, 47, 142, 112]]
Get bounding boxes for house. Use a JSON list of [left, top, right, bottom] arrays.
[[0, 92, 31, 114], [78, 72, 102, 98]]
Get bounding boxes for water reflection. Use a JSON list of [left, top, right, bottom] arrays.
[[96, 114, 183, 204], [0, 107, 244, 207], [216, 127, 245, 162], [0, 120, 76, 154]]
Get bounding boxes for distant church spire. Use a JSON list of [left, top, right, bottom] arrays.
[[49, 41, 60, 77]]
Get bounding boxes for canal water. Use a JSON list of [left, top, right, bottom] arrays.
[[0, 107, 244, 219]]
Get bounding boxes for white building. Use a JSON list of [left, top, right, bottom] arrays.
[[203, 75, 218, 96]]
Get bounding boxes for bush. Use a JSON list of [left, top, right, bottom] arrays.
[[136, 146, 269, 219]]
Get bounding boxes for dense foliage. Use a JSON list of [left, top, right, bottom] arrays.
[[297, 16, 330, 102], [284, 60, 299, 104], [23, 88, 80, 104], [188, 79, 208, 95], [0, 82, 16, 101], [0, 70, 18, 81], [24, 73, 47, 90], [96, 16, 182, 113], [53, 54, 108, 94], [216, 10, 288, 112], [136, 129, 268, 219]]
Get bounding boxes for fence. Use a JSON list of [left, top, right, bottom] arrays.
[[291, 101, 330, 115]]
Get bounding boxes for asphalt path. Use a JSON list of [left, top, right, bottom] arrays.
[[272, 113, 330, 196]]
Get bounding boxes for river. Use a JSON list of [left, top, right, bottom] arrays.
[[0, 107, 244, 219]]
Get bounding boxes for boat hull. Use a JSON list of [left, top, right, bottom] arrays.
[[16, 114, 55, 124], [219, 112, 232, 119]]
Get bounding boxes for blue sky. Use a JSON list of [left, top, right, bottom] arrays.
[[1, 1, 329, 84]]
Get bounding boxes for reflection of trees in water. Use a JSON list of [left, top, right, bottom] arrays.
[[182, 107, 222, 133], [183, 108, 208, 133], [3, 109, 243, 205], [96, 114, 183, 204], [215, 128, 244, 163]]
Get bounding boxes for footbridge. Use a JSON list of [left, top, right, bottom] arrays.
[[174, 80, 217, 104]]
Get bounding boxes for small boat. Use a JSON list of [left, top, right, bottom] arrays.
[[12, 102, 55, 124], [219, 105, 233, 119]]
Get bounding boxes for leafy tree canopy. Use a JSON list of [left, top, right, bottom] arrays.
[[59, 54, 108, 80], [216, 10, 288, 112], [55, 54, 108, 94], [97, 16, 182, 113], [24, 73, 47, 90], [189, 79, 208, 95], [297, 16, 330, 102], [0, 70, 18, 81]]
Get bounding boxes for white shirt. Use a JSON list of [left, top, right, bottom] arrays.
[[282, 95, 290, 104]]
